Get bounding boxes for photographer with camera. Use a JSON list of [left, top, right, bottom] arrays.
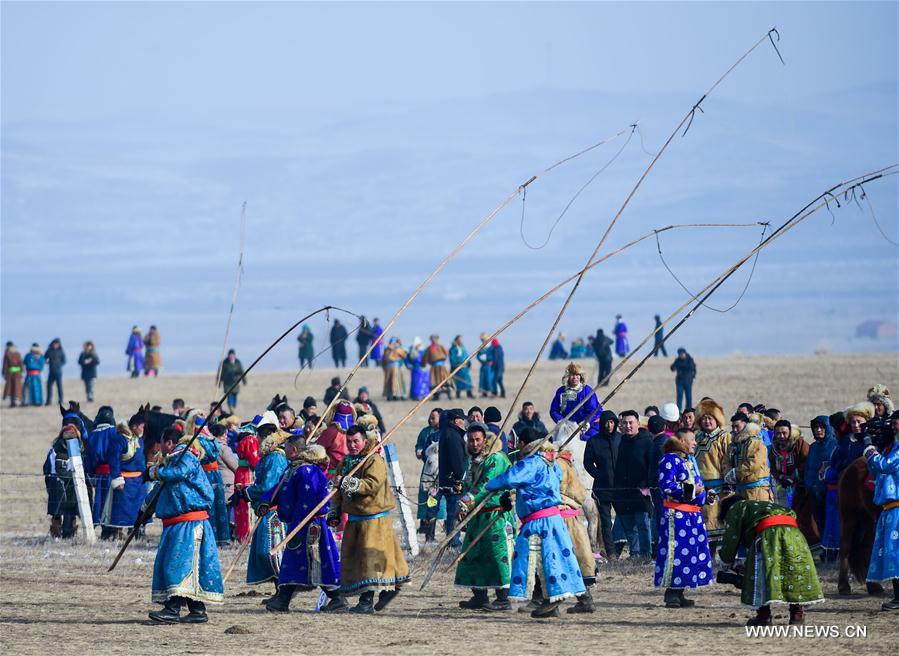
[[717, 495, 823, 626], [863, 408, 899, 611]]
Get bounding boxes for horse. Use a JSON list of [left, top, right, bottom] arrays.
[[133, 403, 178, 451], [59, 401, 93, 441], [554, 422, 603, 555], [836, 456, 883, 596]]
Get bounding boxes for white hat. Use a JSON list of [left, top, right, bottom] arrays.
[[659, 403, 680, 422], [256, 410, 279, 429], [412, 336, 423, 348]]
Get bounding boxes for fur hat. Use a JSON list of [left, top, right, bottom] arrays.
[[219, 414, 242, 428], [176, 434, 206, 461], [867, 384, 895, 415], [844, 401, 875, 422], [696, 399, 725, 430], [564, 362, 584, 379], [298, 444, 328, 466], [355, 413, 380, 439]]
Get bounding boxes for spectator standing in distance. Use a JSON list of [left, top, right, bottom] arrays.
[[24, 343, 45, 406], [144, 325, 162, 376], [490, 338, 506, 398], [45, 338, 66, 406], [77, 341, 99, 402], [449, 335, 474, 399], [218, 349, 245, 412], [125, 326, 144, 378], [369, 318, 384, 366], [297, 324, 314, 369], [2, 342, 24, 407], [652, 314, 668, 357], [548, 332, 569, 360], [330, 320, 348, 368], [613, 315, 629, 357], [594, 329, 613, 386], [671, 348, 697, 411], [356, 316, 373, 367]]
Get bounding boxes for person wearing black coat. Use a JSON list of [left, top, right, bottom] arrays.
[[647, 415, 669, 555], [330, 320, 349, 368], [356, 316, 373, 367], [45, 338, 66, 406], [323, 377, 350, 406], [612, 410, 655, 559], [670, 348, 697, 410], [436, 408, 468, 547], [77, 341, 100, 402], [594, 329, 613, 387], [583, 409, 621, 557]]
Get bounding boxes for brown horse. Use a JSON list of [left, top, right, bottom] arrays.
[[836, 456, 883, 595]]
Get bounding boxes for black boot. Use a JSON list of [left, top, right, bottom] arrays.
[[424, 520, 437, 543], [350, 591, 375, 614], [149, 596, 182, 624], [883, 579, 899, 611], [182, 599, 208, 623], [567, 589, 595, 614], [788, 603, 805, 625], [746, 604, 772, 626], [265, 585, 295, 613], [321, 588, 349, 613], [519, 578, 543, 613], [459, 588, 490, 610], [484, 588, 511, 611], [678, 589, 695, 608], [375, 588, 400, 611], [531, 599, 561, 618], [614, 541, 626, 558], [261, 583, 279, 606], [664, 588, 682, 608]]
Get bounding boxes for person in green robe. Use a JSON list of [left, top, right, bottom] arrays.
[[455, 422, 516, 611], [718, 497, 824, 626]]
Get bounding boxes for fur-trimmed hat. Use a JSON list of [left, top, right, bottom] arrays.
[[844, 401, 875, 421], [564, 362, 584, 379], [696, 399, 726, 430], [298, 444, 328, 466], [867, 384, 895, 416]]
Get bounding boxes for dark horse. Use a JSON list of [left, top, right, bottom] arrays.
[[59, 401, 93, 441], [837, 456, 883, 596], [132, 403, 179, 451]]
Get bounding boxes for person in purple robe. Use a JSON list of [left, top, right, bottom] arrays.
[[406, 337, 430, 401], [369, 318, 384, 365], [549, 362, 601, 441], [126, 326, 145, 378], [614, 315, 630, 357]]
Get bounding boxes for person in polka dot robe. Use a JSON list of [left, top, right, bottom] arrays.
[[653, 428, 713, 608], [863, 409, 899, 611]]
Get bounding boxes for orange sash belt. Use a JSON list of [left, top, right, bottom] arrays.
[[664, 500, 701, 513], [121, 471, 142, 478], [755, 514, 797, 535], [202, 462, 219, 472], [162, 510, 209, 527], [883, 500, 899, 511]]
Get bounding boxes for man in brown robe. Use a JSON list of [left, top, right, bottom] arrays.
[[421, 335, 454, 401], [2, 342, 24, 407]]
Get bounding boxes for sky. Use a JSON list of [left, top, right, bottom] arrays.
[[2, 1, 897, 374]]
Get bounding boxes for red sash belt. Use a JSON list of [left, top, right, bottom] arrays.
[[664, 500, 701, 513], [755, 514, 798, 535], [95, 464, 111, 475], [883, 500, 899, 511], [522, 506, 560, 523], [121, 471, 142, 478], [826, 483, 838, 491], [202, 462, 219, 472], [560, 507, 581, 519], [26, 370, 42, 376], [162, 510, 209, 526]]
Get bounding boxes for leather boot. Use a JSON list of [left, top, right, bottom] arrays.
[[265, 585, 295, 613], [881, 579, 899, 611], [149, 596, 182, 624], [678, 589, 695, 608], [531, 599, 561, 618], [484, 588, 512, 611], [664, 588, 682, 608], [261, 584, 279, 606], [321, 588, 349, 613], [350, 591, 375, 614], [567, 589, 595, 614], [50, 517, 62, 539], [182, 599, 208, 623], [459, 588, 489, 609], [746, 604, 772, 626], [375, 589, 400, 611], [788, 604, 805, 625]]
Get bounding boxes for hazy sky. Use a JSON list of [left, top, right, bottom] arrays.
[[2, 2, 897, 374]]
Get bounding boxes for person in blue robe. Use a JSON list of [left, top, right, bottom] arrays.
[[406, 338, 430, 401], [262, 441, 347, 612], [185, 412, 231, 546], [106, 415, 147, 535], [863, 410, 899, 610], [548, 333, 568, 360], [614, 316, 629, 357], [236, 419, 289, 591], [449, 335, 473, 398], [549, 362, 601, 439], [476, 333, 495, 397], [369, 319, 384, 365], [653, 429, 713, 607], [85, 406, 124, 540], [125, 326, 144, 378], [805, 416, 837, 549], [484, 427, 586, 618], [23, 344, 45, 406], [147, 435, 224, 623]]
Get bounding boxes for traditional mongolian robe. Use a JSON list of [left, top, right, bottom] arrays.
[[382, 342, 407, 400], [719, 500, 823, 608], [198, 436, 231, 545], [245, 443, 289, 585], [406, 347, 430, 401], [421, 342, 453, 393], [557, 450, 597, 586], [235, 432, 261, 542], [484, 449, 586, 602], [695, 427, 732, 542], [477, 345, 495, 395], [549, 382, 601, 429], [654, 441, 713, 589], [150, 442, 224, 605], [805, 417, 837, 547], [275, 462, 341, 590], [143, 329, 162, 373], [822, 433, 867, 551], [729, 424, 773, 501], [106, 425, 146, 529], [126, 331, 144, 374], [769, 427, 809, 511], [2, 347, 24, 403], [865, 441, 899, 583], [334, 443, 410, 595], [455, 440, 515, 590], [613, 320, 629, 357], [23, 350, 44, 406], [370, 323, 384, 364], [449, 343, 473, 393], [86, 423, 123, 525]]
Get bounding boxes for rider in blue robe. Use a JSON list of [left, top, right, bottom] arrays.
[[147, 437, 223, 623], [549, 363, 601, 439], [485, 428, 586, 618]]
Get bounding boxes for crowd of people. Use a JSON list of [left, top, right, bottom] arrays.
[[41, 357, 898, 625]]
